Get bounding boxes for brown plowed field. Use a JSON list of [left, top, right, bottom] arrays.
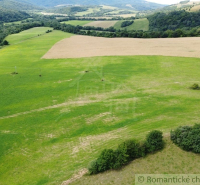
[[84, 21, 118, 28], [42, 35, 200, 59]]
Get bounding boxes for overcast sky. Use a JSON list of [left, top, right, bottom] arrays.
[[146, 0, 200, 5]]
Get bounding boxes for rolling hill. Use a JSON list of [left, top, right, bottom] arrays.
[[0, 0, 42, 11], [15, 0, 165, 10], [0, 7, 30, 23]]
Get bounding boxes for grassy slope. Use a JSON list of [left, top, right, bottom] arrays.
[[61, 20, 93, 26], [114, 18, 149, 31], [75, 8, 101, 16], [72, 137, 200, 185], [190, 5, 200, 12], [6, 27, 53, 45], [0, 28, 200, 185]]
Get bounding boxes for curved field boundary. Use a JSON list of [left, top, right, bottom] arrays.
[[84, 21, 118, 28], [42, 35, 200, 59]]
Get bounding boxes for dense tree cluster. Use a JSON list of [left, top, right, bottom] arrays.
[[0, 8, 30, 23], [148, 10, 200, 31], [121, 20, 134, 27], [47, 6, 88, 15], [171, 124, 200, 153], [88, 130, 164, 174]]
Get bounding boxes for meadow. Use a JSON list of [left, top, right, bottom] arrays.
[[114, 18, 149, 31], [61, 20, 93, 26], [83, 21, 117, 28], [0, 27, 200, 185], [75, 8, 101, 16]]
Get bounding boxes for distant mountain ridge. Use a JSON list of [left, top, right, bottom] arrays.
[[14, 0, 165, 10]]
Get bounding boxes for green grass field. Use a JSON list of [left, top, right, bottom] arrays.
[[75, 8, 101, 16], [114, 18, 149, 31], [0, 27, 200, 185], [6, 27, 53, 45], [61, 20, 93, 26]]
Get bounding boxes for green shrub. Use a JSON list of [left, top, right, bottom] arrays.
[[88, 149, 116, 174], [190, 83, 200, 90], [138, 141, 148, 157], [113, 145, 129, 169], [88, 160, 99, 175], [118, 139, 141, 160], [3, 40, 9, 45], [121, 21, 134, 28], [97, 149, 116, 172], [145, 130, 164, 153], [171, 124, 200, 153]]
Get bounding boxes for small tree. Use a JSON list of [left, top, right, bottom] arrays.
[[3, 40, 9, 45], [145, 130, 164, 153], [97, 149, 116, 172], [88, 160, 99, 175], [113, 147, 128, 169], [118, 139, 140, 161], [190, 83, 199, 90]]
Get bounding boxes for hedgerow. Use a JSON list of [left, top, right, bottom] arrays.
[[88, 130, 164, 175]]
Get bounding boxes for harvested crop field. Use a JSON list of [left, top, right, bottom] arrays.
[[84, 21, 118, 28], [112, 14, 136, 18], [42, 35, 200, 59]]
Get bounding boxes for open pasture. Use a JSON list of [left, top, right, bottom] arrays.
[[0, 27, 200, 185], [5, 27, 53, 45], [43, 35, 200, 59], [114, 18, 149, 31], [84, 21, 118, 28], [75, 8, 101, 16], [61, 20, 93, 26]]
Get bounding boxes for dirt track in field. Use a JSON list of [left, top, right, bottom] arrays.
[[84, 21, 117, 28], [42, 35, 200, 59]]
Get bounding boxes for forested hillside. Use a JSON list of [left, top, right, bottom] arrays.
[[148, 10, 200, 31], [0, 8, 30, 23], [0, 0, 41, 11], [46, 6, 88, 15]]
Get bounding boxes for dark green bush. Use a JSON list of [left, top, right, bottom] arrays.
[[97, 149, 116, 172], [88, 149, 116, 174], [145, 130, 164, 153], [113, 146, 129, 169], [171, 124, 200, 153], [190, 83, 200, 90], [88, 160, 99, 175], [118, 139, 141, 160], [121, 20, 134, 28], [3, 40, 9, 45], [138, 141, 148, 157]]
